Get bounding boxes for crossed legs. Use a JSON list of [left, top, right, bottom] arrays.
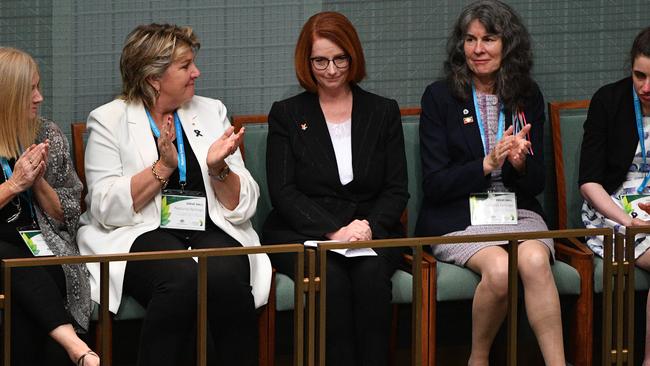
[[465, 240, 565, 366]]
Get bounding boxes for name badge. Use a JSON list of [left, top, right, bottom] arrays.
[[160, 190, 206, 231], [17, 226, 54, 256], [469, 192, 518, 225]]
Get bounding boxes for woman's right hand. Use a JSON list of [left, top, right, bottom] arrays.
[[7, 143, 48, 193], [326, 219, 372, 242], [155, 115, 178, 176], [483, 126, 514, 175], [632, 203, 650, 226]]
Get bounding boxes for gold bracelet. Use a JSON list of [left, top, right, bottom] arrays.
[[208, 164, 230, 182], [151, 160, 169, 190]]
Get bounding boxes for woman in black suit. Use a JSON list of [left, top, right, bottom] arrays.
[[415, 1, 565, 365], [262, 11, 408, 366]]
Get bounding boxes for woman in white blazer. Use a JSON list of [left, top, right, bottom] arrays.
[[76, 23, 271, 366]]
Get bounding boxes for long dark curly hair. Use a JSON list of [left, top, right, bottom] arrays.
[[444, 0, 533, 110]]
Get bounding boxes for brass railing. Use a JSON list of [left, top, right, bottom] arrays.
[[609, 226, 650, 366], [2, 244, 307, 366], [4, 226, 640, 365], [317, 228, 612, 366]]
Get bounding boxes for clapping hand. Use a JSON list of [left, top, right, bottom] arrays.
[[507, 124, 532, 172], [7, 142, 49, 193], [483, 126, 514, 174], [207, 126, 244, 173], [156, 115, 178, 174]]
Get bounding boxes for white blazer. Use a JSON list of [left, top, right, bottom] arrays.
[[77, 96, 272, 313]]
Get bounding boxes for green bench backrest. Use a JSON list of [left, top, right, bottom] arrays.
[[242, 123, 271, 233], [549, 101, 590, 229]]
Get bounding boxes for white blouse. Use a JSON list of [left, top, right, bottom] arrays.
[[326, 118, 353, 185]]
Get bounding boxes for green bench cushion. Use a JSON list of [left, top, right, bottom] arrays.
[[593, 256, 650, 293], [275, 269, 416, 311], [436, 260, 581, 301], [90, 295, 146, 321]]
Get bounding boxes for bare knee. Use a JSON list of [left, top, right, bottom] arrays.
[[479, 259, 509, 299], [518, 242, 553, 283]]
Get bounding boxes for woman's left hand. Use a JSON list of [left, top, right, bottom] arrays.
[[507, 124, 532, 172], [207, 126, 244, 173]]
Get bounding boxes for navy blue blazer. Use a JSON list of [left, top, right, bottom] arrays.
[[579, 77, 638, 194], [262, 85, 409, 244], [415, 80, 546, 237]]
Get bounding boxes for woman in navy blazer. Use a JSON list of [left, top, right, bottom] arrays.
[[262, 11, 408, 366], [415, 1, 565, 365]]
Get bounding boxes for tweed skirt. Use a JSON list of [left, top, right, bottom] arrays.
[[432, 209, 554, 266]]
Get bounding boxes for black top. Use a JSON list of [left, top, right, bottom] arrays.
[[415, 80, 546, 237], [579, 77, 638, 194]]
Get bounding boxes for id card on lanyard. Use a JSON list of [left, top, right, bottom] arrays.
[[146, 110, 207, 231], [1, 157, 53, 256], [633, 86, 650, 193]]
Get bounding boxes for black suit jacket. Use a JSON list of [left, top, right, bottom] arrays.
[[579, 77, 638, 194], [415, 80, 546, 237], [262, 85, 409, 244]]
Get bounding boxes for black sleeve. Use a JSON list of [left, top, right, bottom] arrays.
[[366, 99, 409, 238]]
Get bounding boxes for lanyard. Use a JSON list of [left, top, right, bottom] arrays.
[[1, 157, 37, 225], [633, 86, 650, 193], [146, 110, 187, 190], [472, 84, 505, 155]]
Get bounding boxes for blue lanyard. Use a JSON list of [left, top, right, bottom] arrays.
[[1, 157, 37, 224], [634, 86, 650, 193], [472, 84, 505, 155], [145, 110, 187, 189]]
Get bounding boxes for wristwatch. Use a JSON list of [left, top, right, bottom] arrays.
[[209, 164, 230, 182]]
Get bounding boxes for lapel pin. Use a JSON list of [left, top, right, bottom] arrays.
[[300, 122, 308, 131], [463, 108, 469, 115], [463, 116, 474, 124], [194, 129, 202, 137]]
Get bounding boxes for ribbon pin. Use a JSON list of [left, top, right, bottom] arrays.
[[300, 123, 308, 131]]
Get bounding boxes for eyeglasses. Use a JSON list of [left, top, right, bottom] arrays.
[[310, 55, 350, 70]]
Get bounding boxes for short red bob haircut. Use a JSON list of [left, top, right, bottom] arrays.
[[294, 11, 366, 93]]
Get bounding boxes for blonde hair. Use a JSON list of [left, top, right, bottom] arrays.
[[119, 23, 200, 109], [0, 47, 40, 159]]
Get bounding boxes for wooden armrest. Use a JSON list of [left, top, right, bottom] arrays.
[[402, 252, 436, 272], [555, 237, 593, 263], [0, 294, 4, 308]]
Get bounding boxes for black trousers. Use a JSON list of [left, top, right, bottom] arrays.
[[272, 248, 397, 366], [0, 238, 72, 366], [124, 226, 258, 366]]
